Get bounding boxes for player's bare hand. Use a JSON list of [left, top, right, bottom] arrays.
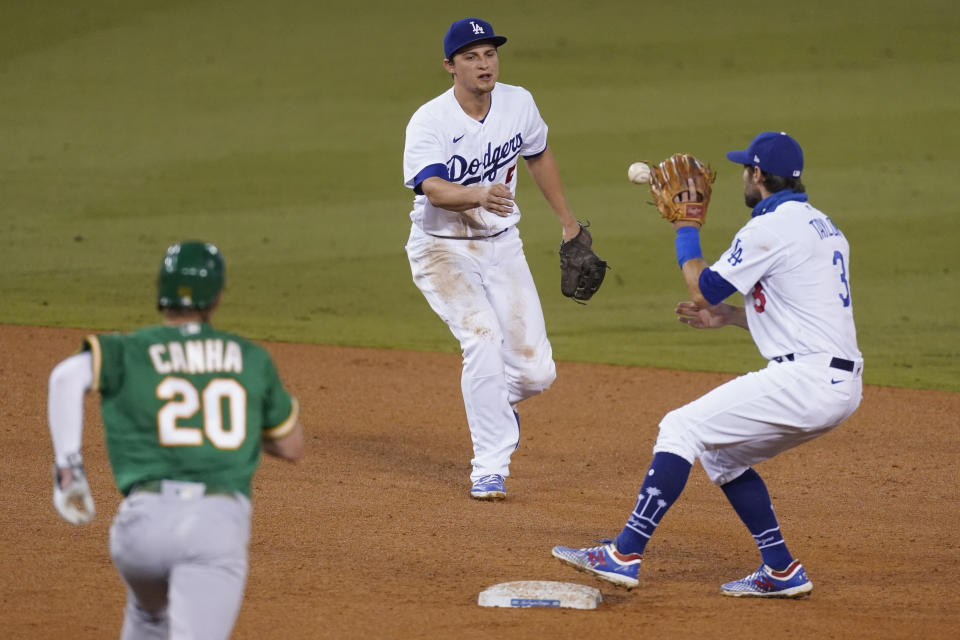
[[479, 184, 515, 216], [675, 301, 733, 329]]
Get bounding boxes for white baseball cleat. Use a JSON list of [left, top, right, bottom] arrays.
[[720, 560, 813, 598], [470, 474, 506, 500]]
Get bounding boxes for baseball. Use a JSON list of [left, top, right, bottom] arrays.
[[627, 162, 651, 184]]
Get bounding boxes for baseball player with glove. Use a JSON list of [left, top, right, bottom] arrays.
[[553, 132, 863, 597], [48, 241, 305, 639], [403, 18, 606, 500]]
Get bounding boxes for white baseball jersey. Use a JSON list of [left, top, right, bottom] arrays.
[[403, 82, 548, 238], [711, 200, 861, 361]]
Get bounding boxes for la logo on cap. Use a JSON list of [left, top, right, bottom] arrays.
[[443, 17, 507, 60]]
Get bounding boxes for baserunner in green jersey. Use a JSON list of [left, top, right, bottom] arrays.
[[48, 241, 304, 640]]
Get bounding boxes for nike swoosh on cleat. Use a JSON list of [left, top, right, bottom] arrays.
[[453, 134, 465, 143]]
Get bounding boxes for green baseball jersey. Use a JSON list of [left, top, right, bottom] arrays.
[[84, 322, 298, 498]]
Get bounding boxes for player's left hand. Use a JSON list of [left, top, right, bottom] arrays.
[[52, 454, 95, 524]]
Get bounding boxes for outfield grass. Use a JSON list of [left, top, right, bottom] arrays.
[[1, 1, 957, 390]]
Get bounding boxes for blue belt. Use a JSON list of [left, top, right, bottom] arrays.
[[771, 354, 855, 372]]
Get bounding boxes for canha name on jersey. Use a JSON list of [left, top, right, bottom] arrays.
[[148, 339, 243, 375]]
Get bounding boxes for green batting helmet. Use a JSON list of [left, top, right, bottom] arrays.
[[157, 241, 225, 310]]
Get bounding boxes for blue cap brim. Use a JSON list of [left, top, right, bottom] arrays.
[[726, 150, 752, 165], [448, 35, 507, 59]]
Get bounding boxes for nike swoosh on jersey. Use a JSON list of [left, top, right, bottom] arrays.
[[453, 134, 465, 143], [830, 378, 843, 384]]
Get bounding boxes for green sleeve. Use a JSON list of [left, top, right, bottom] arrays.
[[261, 354, 298, 440]]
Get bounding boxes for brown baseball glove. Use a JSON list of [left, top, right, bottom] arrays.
[[648, 154, 717, 226], [559, 223, 608, 303]]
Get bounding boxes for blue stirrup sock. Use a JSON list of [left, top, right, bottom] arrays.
[[615, 452, 692, 555], [721, 468, 795, 570]]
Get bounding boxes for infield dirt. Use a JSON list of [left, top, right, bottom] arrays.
[[3, 325, 957, 639]]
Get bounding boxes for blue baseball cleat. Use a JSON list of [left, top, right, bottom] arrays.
[[720, 560, 813, 598], [470, 474, 506, 500], [551, 540, 642, 589]]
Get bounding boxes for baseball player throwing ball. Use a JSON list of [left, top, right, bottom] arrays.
[[48, 241, 305, 639], [403, 18, 605, 500], [553, 132, 863, 597]]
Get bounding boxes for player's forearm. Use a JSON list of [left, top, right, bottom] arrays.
[[48, 352, 93, 466], [679, 258, 710, 307], [678, 260, 748, 328], [421, 177, 485, 212], [263, 422, 305, 461], [524, 150, 580, 238]]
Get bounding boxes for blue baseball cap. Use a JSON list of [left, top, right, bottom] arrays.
[[726, 131, 804, 178], [444, 18, 507, 59]]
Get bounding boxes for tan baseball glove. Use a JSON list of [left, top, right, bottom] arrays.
[[648, 154, 717, 226]]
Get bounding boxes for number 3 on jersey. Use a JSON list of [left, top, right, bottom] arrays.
[[156, 377, 247, 449], [833, 250, 851, 307]]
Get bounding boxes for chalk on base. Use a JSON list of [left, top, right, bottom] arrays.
[[478, 581, 602, 610]]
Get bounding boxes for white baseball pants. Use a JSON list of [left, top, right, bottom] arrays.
[[109, 483, 251, 640], [655, 355, 864, 485], [406, 224, 556, 481]]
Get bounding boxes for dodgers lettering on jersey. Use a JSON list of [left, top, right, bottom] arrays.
[[403, 82, 548, 238], [711, 200, 861, 361], [447, 134, 525, 185]]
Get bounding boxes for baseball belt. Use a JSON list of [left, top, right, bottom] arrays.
[[771, 353, 855, 372], [130, 479, 237, 499], [427, 227, 510, 240]]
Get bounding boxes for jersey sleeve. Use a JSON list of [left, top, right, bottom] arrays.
[[260, 355, 299, 440], [698, 268, 738, 305], [520, 90, 548, 157], [48, 351, 94, 467], [83, 333, 124, 395], [403, 110, 446, 191], [710, 221, 787, 295]]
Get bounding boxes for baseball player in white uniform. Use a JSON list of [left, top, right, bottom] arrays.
[[553, 131, 863, 597], [404, 17, 582, 500]]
